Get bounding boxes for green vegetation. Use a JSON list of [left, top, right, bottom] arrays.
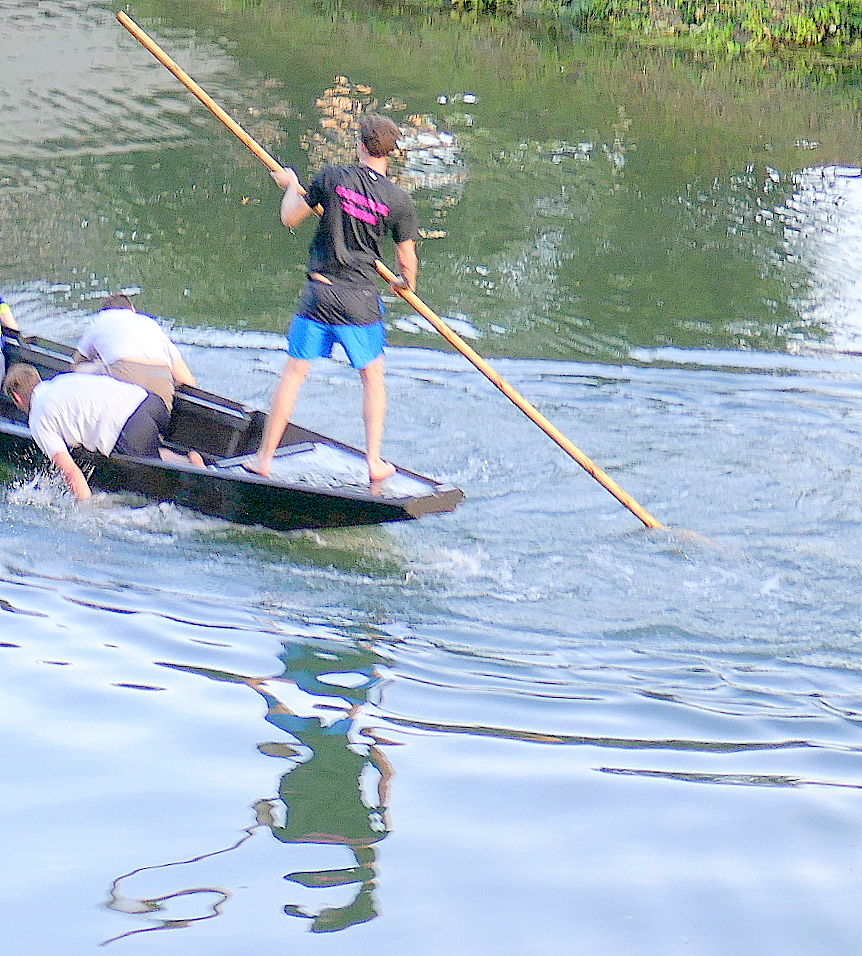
[[136, 0, 862, 57], [572, 0, 862, 53]]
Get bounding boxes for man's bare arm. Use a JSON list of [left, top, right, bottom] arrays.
[[394, 239, 418, 292], [171, 355, 197, 387], [51, 450, 92, 500], [0, 302, 19, 331], [271, 167, 315, 230]]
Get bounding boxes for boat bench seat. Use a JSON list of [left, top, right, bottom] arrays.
[[10, 336, 77, 376], [168, 386, 264, 460]]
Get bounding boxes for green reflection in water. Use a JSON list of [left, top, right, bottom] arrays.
[[3, 0, 862, 358], [104, 638, 392, 941]]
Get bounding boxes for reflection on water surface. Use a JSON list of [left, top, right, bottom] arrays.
[[103, 641, 391, 941], [4, 2, 862, 954]]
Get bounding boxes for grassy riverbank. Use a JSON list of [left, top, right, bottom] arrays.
[[570, 0, 862, 54]]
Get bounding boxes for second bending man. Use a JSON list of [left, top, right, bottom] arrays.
[[74, 293, 197, 412], [247, 113, 419, 484]]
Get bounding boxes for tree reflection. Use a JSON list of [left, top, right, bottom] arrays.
[[101, 639, 394, 942]]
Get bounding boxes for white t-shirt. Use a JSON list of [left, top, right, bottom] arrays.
[[76, 309, 183, 368], [29, 372, 148, 459]]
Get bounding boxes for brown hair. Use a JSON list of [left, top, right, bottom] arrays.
[[100, 293, 134, 311], [359, 114, 401, 157], [2, 362, 41, 403]]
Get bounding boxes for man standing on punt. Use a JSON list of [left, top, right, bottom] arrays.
[[247, 113, 420, 485]]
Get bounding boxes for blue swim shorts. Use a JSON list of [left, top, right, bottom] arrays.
[[287, 315, 386, 370]]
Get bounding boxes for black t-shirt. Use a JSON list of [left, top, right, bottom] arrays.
[[304, 164, 419, 287]]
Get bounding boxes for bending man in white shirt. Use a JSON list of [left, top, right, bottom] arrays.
[[2, 363, 203, 500], [73, 293, 196, 411]]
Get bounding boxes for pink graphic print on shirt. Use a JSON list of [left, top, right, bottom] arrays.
[[336, 185, 390, 225]]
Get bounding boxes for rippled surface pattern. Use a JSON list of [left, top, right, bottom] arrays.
[[3, 3, 862, 955], [4, 329, 862, 955]]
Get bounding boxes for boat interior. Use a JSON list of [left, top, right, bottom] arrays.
[[1, 333, 319, 464]]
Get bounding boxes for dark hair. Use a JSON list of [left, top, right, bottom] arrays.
[[100, 293, 134, 311], [359, 114, 401, 158]]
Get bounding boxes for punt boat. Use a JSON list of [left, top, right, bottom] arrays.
[[0, 331, 465, 531]]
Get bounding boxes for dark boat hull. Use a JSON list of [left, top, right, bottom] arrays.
[[0, 334, 465, 531]]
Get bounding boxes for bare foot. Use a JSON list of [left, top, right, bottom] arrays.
[[241, 455, 271, 478], [369, 459, 396, 484], [159, 447, 205, 468]]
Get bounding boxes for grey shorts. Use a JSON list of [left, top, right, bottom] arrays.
[[112, 393, 170, 457]]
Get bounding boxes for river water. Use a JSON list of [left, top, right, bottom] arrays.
[[3, 2, 862, 954]]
